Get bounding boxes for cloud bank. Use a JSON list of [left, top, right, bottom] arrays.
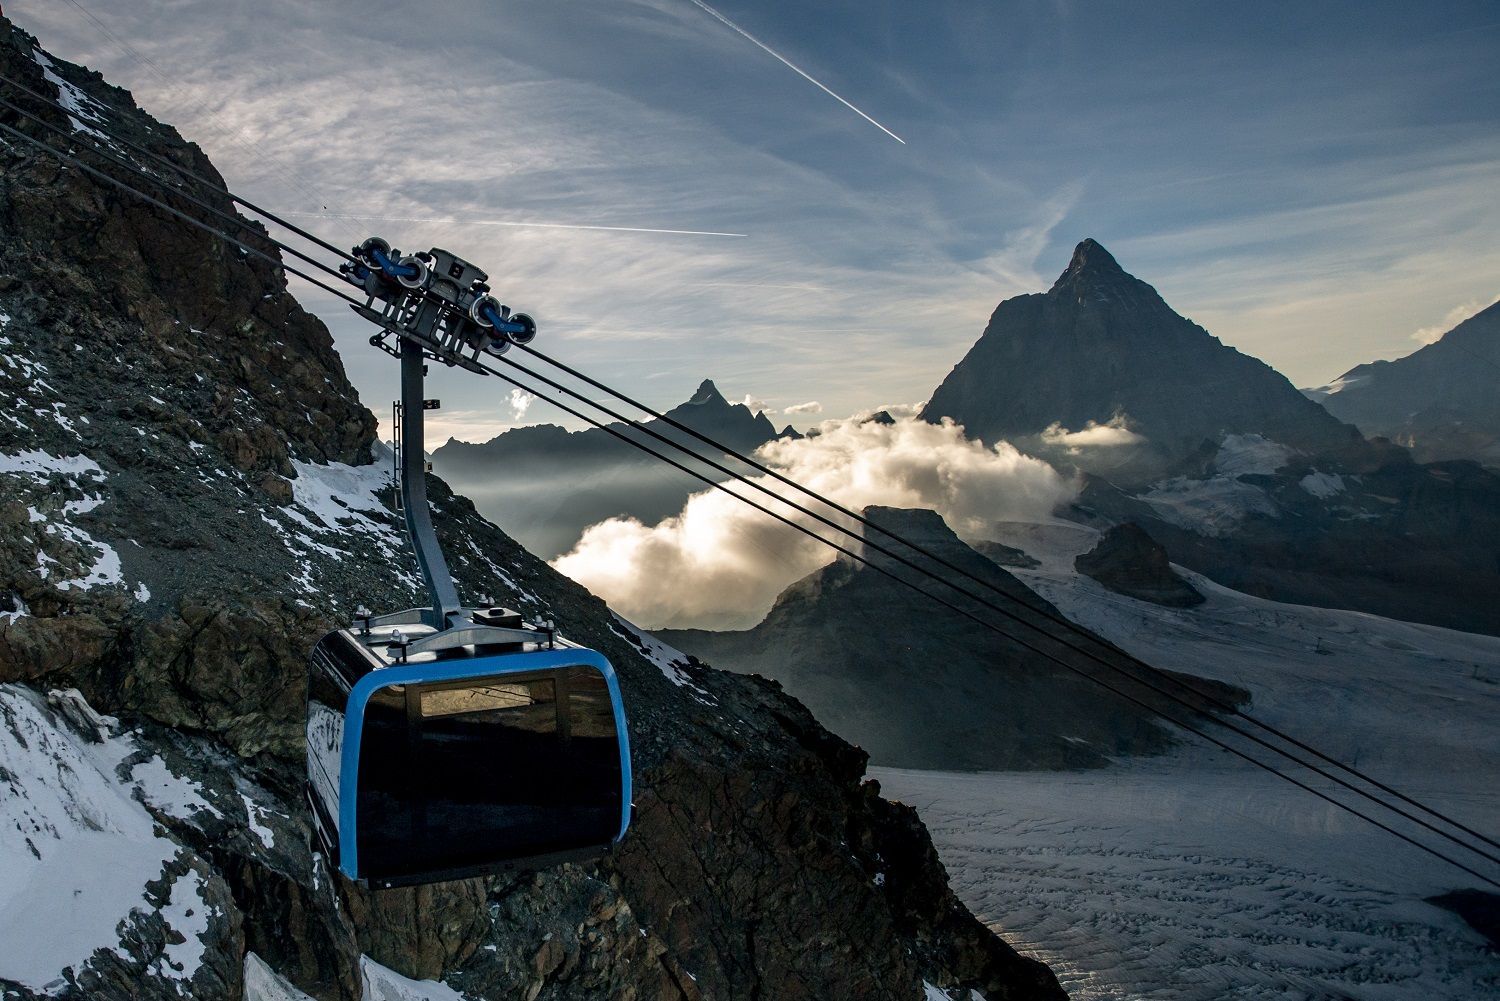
[[1038, 415, 1146, 453], [550, 415, 1076, 629]]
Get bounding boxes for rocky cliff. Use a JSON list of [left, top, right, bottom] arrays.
[[432, 379, 795, 559], [1306, 299, 1500, 469], [0, 22, 1061, 1001], [661, 507, 1242, 772], [1073, 523, 1203, 608]]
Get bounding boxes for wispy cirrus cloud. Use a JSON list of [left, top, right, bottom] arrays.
[[13, 0, 1500, 428]]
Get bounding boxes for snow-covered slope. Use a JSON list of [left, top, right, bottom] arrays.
[[0, 686, 232, 995], [875, 520, 1500, 999]]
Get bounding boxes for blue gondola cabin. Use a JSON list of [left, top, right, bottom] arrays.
[[306, 615, 631, 888]]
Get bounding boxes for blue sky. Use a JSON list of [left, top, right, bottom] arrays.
[[12, 0, 1500, 441]]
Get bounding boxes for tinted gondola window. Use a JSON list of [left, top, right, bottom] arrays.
[[356, 666, 622, 881]]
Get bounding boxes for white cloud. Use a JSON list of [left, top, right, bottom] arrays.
[[509, 388, 535, 420], [1038, 415, 1146, 453], [1410, 293, 1500, 345], [550, 415, 1076, 629], [736, 393, 772, 413], [784, 400, 823, 415]]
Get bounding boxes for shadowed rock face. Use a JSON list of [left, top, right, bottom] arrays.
[[972, 540, 1041, 570], [1309, 300, 1500, 469], [921, 239, 1367, 480], [662, 507, 1242, 772], [0, 22, 1061, 1001], [1074, 523, 1204, 608], [1066, 447, 1500, 637]]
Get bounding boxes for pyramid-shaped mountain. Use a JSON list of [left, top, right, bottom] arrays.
[[1307, 300, 1500, 468], [922, 240, 1365, 469]]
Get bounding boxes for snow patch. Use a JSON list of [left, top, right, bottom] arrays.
[[0, 686, 194, 991], [1212, 433, 1294, 476], [241, 793, 277, 850], [127, 750, 221, 821], [1, 449, 124, 590], [1299, 470, 1346, 498], [1, 595, 29, 624], [65, 538, 124, 590], [148, 867, 212, 988], [610, 613, 714, 702], [31, 48, 111, 141], [244, 953, 317, 1001], [1138, 434, 1295, 536], [265, 447, 416, 595], [1141, 476, 1278, 537], [0, 449, 102, 478], [359, 956, 471, 1001], [1303, 373, 1368, 400]]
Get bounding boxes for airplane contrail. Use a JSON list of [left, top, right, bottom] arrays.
[[272, 210, 746, 238], [686, 0, 906, 145]]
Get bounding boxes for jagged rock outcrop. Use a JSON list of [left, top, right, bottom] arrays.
[[972, 540, 1040, 570], [1073, 523, 1203, 608], [921, 239, 1367, 481], [0, 22, 1061, 1001], [432, 379, 794, 558], [662, 506, 1243, 771], [1306, 299, 1500, 468]]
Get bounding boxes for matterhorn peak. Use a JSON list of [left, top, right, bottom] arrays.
[[1048, 238, 1130, 294]]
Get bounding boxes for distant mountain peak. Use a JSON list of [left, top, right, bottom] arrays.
[[1049, 238, 1131, 295], [688, 379, 724, 406], [921, 238, 1367, 476]]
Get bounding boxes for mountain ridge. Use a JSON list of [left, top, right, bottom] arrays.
[[432, 376, 797, 558], [1307, 299, 1500, 468]]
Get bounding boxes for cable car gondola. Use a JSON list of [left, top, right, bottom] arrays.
[[305, 242, 631, 888]]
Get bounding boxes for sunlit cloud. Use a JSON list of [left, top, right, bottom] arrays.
[[736, 393, 772, 413], [1039, 416, 1146, 453], [551, 413, 1076, 629], [784, 400, 823, 415], [1410, 293, 1500, 345], [508, 389, 535, 420]]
